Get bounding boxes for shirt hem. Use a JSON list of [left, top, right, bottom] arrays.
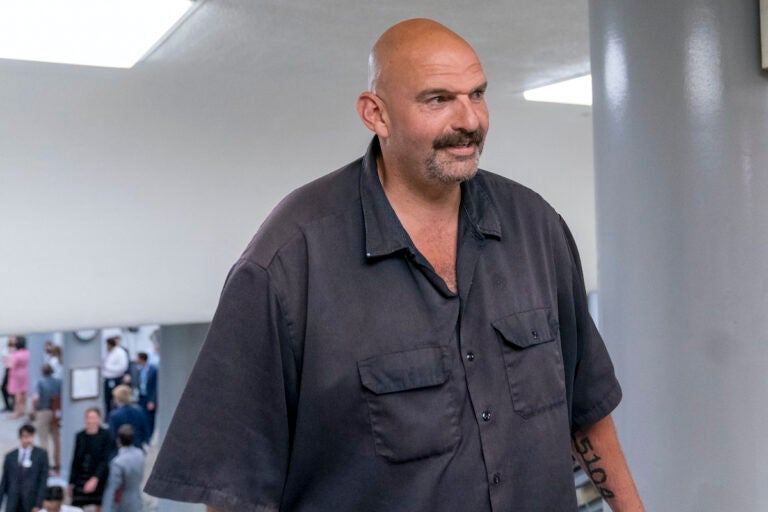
[[144, 475, 278, 512]]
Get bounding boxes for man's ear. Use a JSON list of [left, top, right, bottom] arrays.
[[356, 92, 389, 138]]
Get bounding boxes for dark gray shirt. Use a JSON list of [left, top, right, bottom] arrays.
[[145, 138, 621, 512]]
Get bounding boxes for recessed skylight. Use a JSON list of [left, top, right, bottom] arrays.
[[523, 75, 593, 106], [0, 0, 195, 69]]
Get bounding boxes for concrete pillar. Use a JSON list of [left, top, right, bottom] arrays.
[[154, 323, 209, 512], [590, 1, 768, 510], [60, 331, 103, 479]]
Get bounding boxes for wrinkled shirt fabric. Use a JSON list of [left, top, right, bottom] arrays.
[[145, 137, 621, 512]]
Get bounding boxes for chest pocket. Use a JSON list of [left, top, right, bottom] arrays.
[[492, 308, 566, 419], [358, 346, 460, 463]]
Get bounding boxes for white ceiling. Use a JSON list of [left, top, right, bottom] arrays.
[[0, 0, 594, 334], [151, 0, 591, 98]]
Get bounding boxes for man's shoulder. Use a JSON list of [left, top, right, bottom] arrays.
[[117, 447, 145, 465], [241, 158, 363, 268], [476, 169, 559, 219]]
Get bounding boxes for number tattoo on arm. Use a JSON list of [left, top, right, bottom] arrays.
[[572, 434, 615, 500]]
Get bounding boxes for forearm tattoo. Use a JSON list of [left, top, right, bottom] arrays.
[[572, 433, 615, 500]]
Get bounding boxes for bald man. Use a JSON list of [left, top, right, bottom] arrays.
[[146, 19, 643, 512]]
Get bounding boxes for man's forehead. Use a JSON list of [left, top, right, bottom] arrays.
[[370, 19, 484, 92], [398, 48, 486, 90], [415, 55, 485, 77]]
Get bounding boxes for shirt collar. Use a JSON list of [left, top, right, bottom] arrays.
[[360, 136, 501, 259]]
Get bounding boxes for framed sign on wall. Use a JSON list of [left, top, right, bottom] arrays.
[[70, 367, 100, 401]]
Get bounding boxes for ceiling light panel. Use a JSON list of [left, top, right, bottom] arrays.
[[0, 0, 194, 69], [523, 75, 593, 106]]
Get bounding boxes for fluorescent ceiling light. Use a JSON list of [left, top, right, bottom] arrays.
[[0, 0, 194, 69], [523, 75, 593, 106]]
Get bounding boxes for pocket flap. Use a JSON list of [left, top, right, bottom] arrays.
[[492, 308, 556, 348], [358, 347, 449, 395]]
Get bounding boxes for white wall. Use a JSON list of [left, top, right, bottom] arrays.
[[0, 64, 595, 334]]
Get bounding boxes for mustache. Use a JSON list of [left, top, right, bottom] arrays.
[[432, 129, 485, 150]]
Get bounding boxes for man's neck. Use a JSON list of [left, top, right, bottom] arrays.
[[376, 155, 462, 292], [376, 155, 462, 222]]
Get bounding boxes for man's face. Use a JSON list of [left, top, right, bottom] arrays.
[[378, 44, 489, 185], [19, 431, 34, 449]]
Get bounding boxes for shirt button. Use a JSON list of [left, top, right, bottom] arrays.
[[492, 473, 502, 485], [466, 351, 475, 361], [531, 330, 539, 339], [481, 410, 492, 421]]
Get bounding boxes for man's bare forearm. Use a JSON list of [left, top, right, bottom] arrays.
[[571, 414, 644, 512]]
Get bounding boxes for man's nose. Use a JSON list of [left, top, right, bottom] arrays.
[[451, 96, 482, 132]]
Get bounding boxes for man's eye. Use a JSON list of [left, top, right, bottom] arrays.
[[471, 91, 485, 100], [429, 96, 446, 103]]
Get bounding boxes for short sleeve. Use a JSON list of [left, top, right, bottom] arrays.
[[557, 216, 622, 431], [144, 258, 295, 512]]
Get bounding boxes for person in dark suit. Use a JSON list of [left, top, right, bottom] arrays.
[[106, 385, 148, 449], [134, 352, 157, 444], [0, 424, 49, 512]]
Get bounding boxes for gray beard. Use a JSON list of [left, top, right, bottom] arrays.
[[424, 150, 481, 184]]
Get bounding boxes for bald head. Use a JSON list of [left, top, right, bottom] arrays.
[[357, 19, 489, 186], [368, 19, 479, 94]]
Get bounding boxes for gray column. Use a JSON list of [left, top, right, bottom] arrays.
[[590, 1, 768, 510], [154, 323, 209, 512], [61, 331, 103, 480]]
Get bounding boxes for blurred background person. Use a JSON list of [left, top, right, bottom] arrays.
[[8, 336, 30, 418], [107, 386, 147, 450], [1, 337, 16, 412], [48, 346, 63, 380], [69, 408, 111, 512], [101, 425, 144, 512], [43, 341, 54, 364], [101, 338, 128, 416], [0, 424, 49, 512], [42, 485, 84, 512], [114, 338, 132, 387], [134, 353, 157, 445], [30, 364, 62, 472]]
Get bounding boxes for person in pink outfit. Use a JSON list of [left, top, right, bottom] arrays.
[[8, 336, 30, 418]]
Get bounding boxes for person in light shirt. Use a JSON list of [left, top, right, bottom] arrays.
[[101, 337, 128, 416]]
